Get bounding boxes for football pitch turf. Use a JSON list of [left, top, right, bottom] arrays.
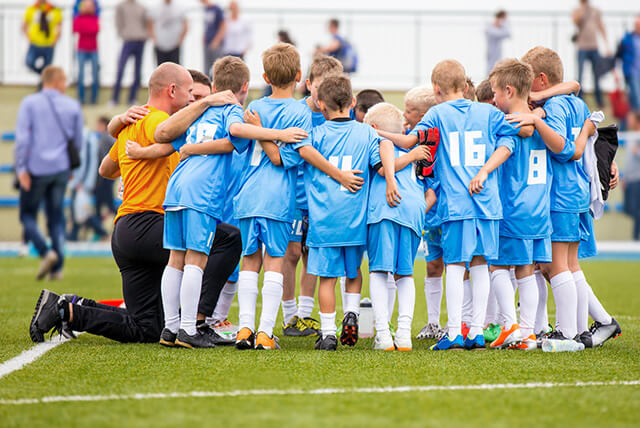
[[0, 258, 639, 427]]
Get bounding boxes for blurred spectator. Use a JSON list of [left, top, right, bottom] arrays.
[[111, 0, 148, 106], [485, 10, 510, 75], [15, 66, 83, 280], [94, 117, 117, 219], [616, 16, 640, 111], [201, 0, 226, 75], [23, 0, 62, 76], [278, 30, 294, 45], [572, 0, 608, 108], [73, 0, 100, 16], [73, 0, 100, 105], [315, 18, 358, 73], [624, 111, 640, 241], [149, 0, 188, 65], [222, 1, 252, 60]]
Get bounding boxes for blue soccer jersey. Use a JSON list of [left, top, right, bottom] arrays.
[[233, 97, 312, 222], [295, 98, 327, 211], [543, 95, 591, 213], [497, 132, 553, 239], [367, 145, 426, 236], [410, 99, 519, 222], [222, 149, 251, 226], [164, 104, 248, 219], [423, 176, 442, 230], [296, 119, 382, 247]]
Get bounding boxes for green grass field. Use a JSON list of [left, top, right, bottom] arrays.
[[0, 257, 638, 427]]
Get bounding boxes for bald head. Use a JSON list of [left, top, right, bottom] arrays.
[[148, 62, 194, 114]]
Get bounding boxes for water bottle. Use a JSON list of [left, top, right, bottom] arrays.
[[541, 338, 585, 352], [359, 298, 374, 338]]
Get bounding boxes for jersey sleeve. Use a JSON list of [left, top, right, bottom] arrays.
[[551, 138, 576, 162], [171, 133, 187, 152], [144, 111, 169, 145], [543, 98, 568, 139], [226, 105, 250, 153], [108, 137, 120, 162], [497, 135, 515, 153], [490, 107, 519, 137], [368, 131, 382, 168]]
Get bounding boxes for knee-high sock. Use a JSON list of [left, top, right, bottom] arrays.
[[469, 265, 491, 339], [179, 264, 204, 336], [386, 273, 397, 323], [344, 292, 361, 315], [490, 269, 517, 329], [549, 271, 578, 339], [445, 264, 466, 338], [534, 270, 549, 333], [573, 270, 612, 325], [161, 266, 183, 333], [339, 277, 347, 315], [484, 279, 498, 325], [461, 279, 473, 324], [320, 311, 336, 338], [258, 271, 284, 337], [281, 299, 297, 326], [396, 276, 415, 336], [237, 271, 259, 331], [517, 275, 538, 337], [424, 276, 443, 326], [210, 281, 237, 323], [370, 272, 390, 336], [510, 268, 518, 293], [574, 271, 589, 333], [296, 295, 315, 319]]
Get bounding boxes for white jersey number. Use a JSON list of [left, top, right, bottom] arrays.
[[250, 143, 263, 166], [329, 155, 353, 192], [527, 149, 547, 185], [449, 131, 485, 167]]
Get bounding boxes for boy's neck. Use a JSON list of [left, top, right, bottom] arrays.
[[442, 91, 465, 102], [270, 83, 296, 99], [306, 96, 321, 113], [325, 109, 351, 121], [507, 98, 531, 115]]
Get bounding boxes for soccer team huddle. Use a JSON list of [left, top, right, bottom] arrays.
[[117, 42, 622, 352]]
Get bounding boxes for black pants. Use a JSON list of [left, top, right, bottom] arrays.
[[155, 47, 181, 65], [69, 211, 242, 343]]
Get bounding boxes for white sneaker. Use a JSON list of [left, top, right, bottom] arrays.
[[373, 333, 395, 351], [394, 332, 412, 351]]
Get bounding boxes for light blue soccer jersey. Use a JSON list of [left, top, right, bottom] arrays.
[[295, 97, 327, 210], [233, 97, 312, 222], [367, 145, 426, 236], [423, 176, 441, 229], [296, 119, 382, 247], [543, 95, 591, 213], [410, 99, 519, 222], [164, 104, 248, 219], [222, 149, 251, 226], [497, 132, 553, 239]]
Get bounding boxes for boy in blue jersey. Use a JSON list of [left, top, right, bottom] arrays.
[[377, 59, 534, 351], [294, 75, 398, 351]]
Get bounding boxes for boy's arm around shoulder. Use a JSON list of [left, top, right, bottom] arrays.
[[297, 144, 364, 193], [126, 140, 175, 160]]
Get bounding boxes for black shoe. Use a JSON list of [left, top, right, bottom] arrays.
[[59, 294, 84, 340], [547, 330, 571, 340], [62, 294, 85, 305], [29, 289, 62, 343], [575, 331, 593, 348], [159, 328, 177, 347], [175, 329, 216, 349], [590, 318, 622, 347], [340, 311, 359, 347], [315, 335, 338, 351], [197, 323, 235, 346]]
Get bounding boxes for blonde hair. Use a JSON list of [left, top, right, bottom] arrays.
[[363, 102, 404, 134], [476, 79, 494, 103], [431, 59, 467, 95], [262, 43, 300, 88], [404, 86, 436, 115], [309, 55, 343, 83], [212, 56, 250, 94], [489, 58, 534, 99], [521, 46, 564, 85]]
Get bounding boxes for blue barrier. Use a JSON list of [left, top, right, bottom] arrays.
[[0, 164, 14, 173], [1, 131, 15, 142]]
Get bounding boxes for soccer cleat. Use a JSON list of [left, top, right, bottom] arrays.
[[483, 323, 502, 343], [198, 323, 235, 346], [61, 294, 85, 305], [59, 294, 85, 340], [373, 334, 395, 351], [416, 323, 444, 340], [541, 331, 585, 352], [509, 334, 537, 350], [490, 324, 523, 349], [235, 327, 255, 350], [159, 328, 177, 347], [429, 333, 465, 351], [302, 317, 321, 336], [283, 316, 318, 337], [36, 250, 59, 281], [315, 334, 338, 351], [340, 311, 359, 347], [589, 318, 622, 347], [464, 334, 486, 350], [575, 330, 593, 348], [461, 322, 470, 340], [175, 329, 216, 349], [394, 332, 412, 351], [254, 331, 280, 350], [212, 319, 238, 341], [29, 289, 63, 343]]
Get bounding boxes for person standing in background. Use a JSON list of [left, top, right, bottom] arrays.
[[623, 111, 640, 241], [485, 10, 510, 75], [23, 0, 62, 76], [617, 16, 640, 111], [15, 66, 83, 280], [573, 0, 608, 108], [222, 1, 252, 60], [201, 0, 226, 76], [149, 0, 188, 65], [111, 0, 148, 106], [94, 117, 117, 221], [73, 0, 100, 105]]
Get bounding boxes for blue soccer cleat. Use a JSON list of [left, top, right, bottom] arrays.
[[429, 333, 464, 351], [464, 334, 486, 350]]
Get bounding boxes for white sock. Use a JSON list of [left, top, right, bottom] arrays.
[[296, 295, 315, 319], [370, 272, 390, 335], [320, 311, 336, 338], [211, 281, 237, 322], [161, 266, 183, 333], [258, 271, 283, 337], [490, 269, 517, 329], [534, 270, 549, 333], [469, 265, 490, 338], [517, 275, 538, 337], [281, 299, 297, 325], [396, 276, 415, 336], [484, 280, 498, 325], [424, 276, 443, 326], [573, 271, 589, 333], [237, 271, 259, 331], [344, 292, 361, 315], [549, 271, 578, 339], [509, 268, 518, 293], [445, 264, 465, 338], [339, 277, 346, 315], [461, 279, 473, 324], [386, 273, 397, 323], [574, 270, 612, 325], [179, 264, 203, 336]]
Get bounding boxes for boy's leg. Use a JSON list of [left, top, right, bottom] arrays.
[[395, 275, 416, 340], [258, 253, 284, 337], [490, 265, 518, 329], [282, 241, 301, 326], [468, 256, 491, 340], [445, 263, 466, 338], [318, 276, 338, 337], [386, 274, 396, 323], [180, 249, 208, 336], [569, 242, 589, 334], [161, 249, 185, 335], [534, 266, 549, 334], [515, 264, 538, 339], [544, 241, 578, 339], [425, 258, 444, 326], [370, 270, 391, 340], [296, 250, 317, 319], [236, 218, 263, 335], [461, 273, 473, 328]]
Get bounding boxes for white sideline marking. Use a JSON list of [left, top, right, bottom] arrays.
[[1, 380, 638, 406], [0, 334, 81, 380]]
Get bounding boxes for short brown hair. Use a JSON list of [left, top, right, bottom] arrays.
[[476, 79, 494, 103], [431, 59, 466, 95], [404, 86, 436, 114], [521, 46, 564, 85], [262, 43, 300, 88], [41, 65, 65, 85], [355, 89, 384, 114], [212, 56, 250, 94], [464, 77, 476, 101], [489, 58, 534, 99], [188, 69, 211, 88], [309, 55, 343, 83], [318, 75, 353, 112]]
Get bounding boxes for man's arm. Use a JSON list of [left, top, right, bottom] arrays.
[[376, 129, 418, 150], [108, 106, 150, 138], [125, 140, 175, 160], [15, 100, 32, 190], [469, 146, 511, 195], [298, 145, 364, 193], [99, 155, 120, 179], [571, 118, 597, 161]]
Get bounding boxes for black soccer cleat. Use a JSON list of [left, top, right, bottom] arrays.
[[159, 328, 178, 347], [175, 329, 216, 349], [340, 311, 359, 347], [315, 335, 338, 351], [197, 323, 235, 346], [590, 318, 622, 347], [575, 331, 593, 348], [29, 289, 62, 343]]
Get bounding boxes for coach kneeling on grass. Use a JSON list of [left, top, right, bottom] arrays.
[[29, 62, 242, 346]]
